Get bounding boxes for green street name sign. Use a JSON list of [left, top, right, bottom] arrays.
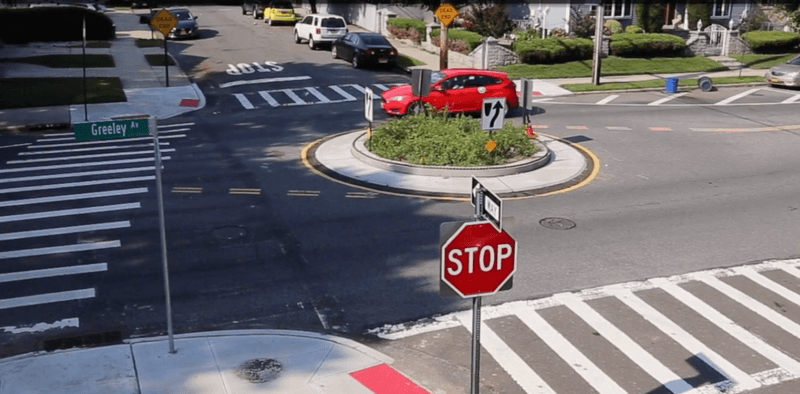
[[74, 118, 151, 141]]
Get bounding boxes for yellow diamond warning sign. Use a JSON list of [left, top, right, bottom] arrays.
[[150, 9, 178, 37], [435, 3, 458, 27]]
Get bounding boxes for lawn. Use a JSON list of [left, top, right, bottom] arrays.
[[563, 76, 765, 92], [136, 38, 164, 48], [0, 78, 126, 109], [397, 54, 426, 68], [0, 54, 115, 68], [497, 56, 728, 79], [730, 53, 799, 69]]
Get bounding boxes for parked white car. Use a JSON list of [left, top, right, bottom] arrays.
[[293, 14, 347, 50]]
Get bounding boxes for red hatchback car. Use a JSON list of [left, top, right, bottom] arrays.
[[381, 68, 519, 115]]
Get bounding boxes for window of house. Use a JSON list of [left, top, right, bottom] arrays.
[[604, 0, 632, 18], [711, 0, 731, 18]]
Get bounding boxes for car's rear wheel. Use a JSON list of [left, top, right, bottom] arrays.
[[308, 37, 316, 50], [331, 46, 338, 59], [294, 31, 301, 44]]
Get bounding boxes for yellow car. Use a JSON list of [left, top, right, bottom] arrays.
[[264, 0, 296, 26]]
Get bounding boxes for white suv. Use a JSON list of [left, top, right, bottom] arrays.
[[293, 14, 347, 50]]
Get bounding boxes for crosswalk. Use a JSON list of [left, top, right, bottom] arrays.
[[232, 83, 399, 110], [532, 87, 800, 107], [0, 122, 190, 333], [372, 258, 800, 394]]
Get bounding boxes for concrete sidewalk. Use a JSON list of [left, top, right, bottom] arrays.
[[0, 330, 431, 394]]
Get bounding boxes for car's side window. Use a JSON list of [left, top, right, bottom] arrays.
[[301, 16, 312, 24], [441, 76, 469, 90], [465, 76, 501, 88], [313, 17, 318, 26]]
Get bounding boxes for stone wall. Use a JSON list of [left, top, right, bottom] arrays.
[[471, 39, 520, 69]]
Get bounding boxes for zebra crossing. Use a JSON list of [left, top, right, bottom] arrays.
[[232, 83, 398, 110], [372, 258, 800, 394], [0, 122, 190, 333]]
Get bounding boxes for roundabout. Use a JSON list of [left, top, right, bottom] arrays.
[[301, 130, 601, 200]]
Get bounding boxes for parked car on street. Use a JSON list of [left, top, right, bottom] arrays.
[[161, 8, 199, 39], [331, 32, 397, 69], [241, 0, 266, 18], [765, 55, 800, 87], [263, 0, 295, 26], [381, 69, 520, 116], [293, 14, 347, 50]]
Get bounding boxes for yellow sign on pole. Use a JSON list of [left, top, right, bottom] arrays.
[[435, 3, 458, 27], [150, 9, 178, 37]]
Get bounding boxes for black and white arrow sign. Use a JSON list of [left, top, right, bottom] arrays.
[[481, 98, 506, 131]]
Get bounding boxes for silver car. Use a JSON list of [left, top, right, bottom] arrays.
[[766, 55, 800, 87]]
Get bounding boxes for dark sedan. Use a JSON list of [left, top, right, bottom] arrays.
[[331, 32, 398, 69], [165, 8, 199, 39]]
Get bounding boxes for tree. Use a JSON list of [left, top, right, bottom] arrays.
[[636, 1, 665, 33], [462, 1, 514, 38], [778, 1, 800, 30]]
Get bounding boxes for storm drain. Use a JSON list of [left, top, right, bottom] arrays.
[[236, 358, 283, 383], [42, 330, 123, 352], [539, 217, 577, 230]]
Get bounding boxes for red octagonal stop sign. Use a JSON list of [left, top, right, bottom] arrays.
[[441, 221, 517, 298]]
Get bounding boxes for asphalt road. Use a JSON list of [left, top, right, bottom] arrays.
[[4, 8, 800, 394]]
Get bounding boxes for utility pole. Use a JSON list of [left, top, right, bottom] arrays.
[[592, 2, 604, 85], [440, 23, 449, 70]]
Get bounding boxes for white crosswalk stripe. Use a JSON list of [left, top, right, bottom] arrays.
[[0, 122, 188, 325], [237, 83, 396, 109], [372, 258, 800, 394]]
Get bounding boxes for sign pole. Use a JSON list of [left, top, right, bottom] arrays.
[[82, 16, 88, 121], [471, 296, 482, 394], [440, 23, 448, 70], [153, 118, 175, 354], [164, 37, 169, 87]]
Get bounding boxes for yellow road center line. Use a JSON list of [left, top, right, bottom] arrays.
[[172, 187, 202, 193]]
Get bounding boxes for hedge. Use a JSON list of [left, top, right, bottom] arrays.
[[742, 31, 800, 53], [609, 33, 686, 57], [0, 7, 115, 44], [430, 28, 484, 51], [386, 17, 426, 37], [513, 37, 593, 64], [625, 25, 644, 34]]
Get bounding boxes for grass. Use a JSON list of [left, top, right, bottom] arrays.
[[730, 53, 799, 69], [397, 54, 426, 68], [136, 38, 164, 48], [563, 76, 765, 92], [144, 54, 176, 66], [0, 77, 126, 109], [0, 54, 115, 68], [67, 41, 112, 48], [497, 56, 728, 79]]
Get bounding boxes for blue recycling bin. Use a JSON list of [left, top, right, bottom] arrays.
[[665, 77, 679, 93]]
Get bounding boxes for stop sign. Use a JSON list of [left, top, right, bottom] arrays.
[[441, 221, 517, 298]]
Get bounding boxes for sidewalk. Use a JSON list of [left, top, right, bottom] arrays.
[[0, 330, 433, 394], [0, 9, 203, 132]]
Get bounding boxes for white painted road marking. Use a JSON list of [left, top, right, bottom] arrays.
[[1, 318, 80, 333], [373, 84, 389, 91], [330, 85, 357, 101], [715, 88, 761, 105], [0, 143, 32, 149], [0, 203, 140, 223], [0, 157, 168, 175], [782, 94, 800, 104], [259, 91, 280, 107], [306, 87, 331, 103], [596, 95, 619, 105], [234, 93, 255, 109], [19, 142, 168, 155], [32, 134, 184, 148], [0, 240, 121, 260], [0, 187, 148, 208], [0, 289, 95, 310], [0, 166, 155, 184], [157, 122, 194, 128], [219, 75, 311, 89], [283, 89, 306, 105], [648, 92, 689, 105], [0, 222, 129, 241], [0, 175, 154, 194], [7, 149, 175, 164], [0, 263, 108, 283]]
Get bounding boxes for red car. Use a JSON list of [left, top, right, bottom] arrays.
[[381, 68, 519, 116]]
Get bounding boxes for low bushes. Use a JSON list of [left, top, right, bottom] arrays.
[[386, 17, 426, 42], [742, 31, 800, 53], [0, 7, 115, 44], [609, 33, 686, 57], [369, 110, 537, 167], [430, 28, 484, 53], [625, 25, 644, 34], [514, 37, 593, 64]]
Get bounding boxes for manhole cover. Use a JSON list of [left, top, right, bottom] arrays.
[[235, 359, 282, 383], [211, 226, 248, 240], [539, 217, 576, 230]]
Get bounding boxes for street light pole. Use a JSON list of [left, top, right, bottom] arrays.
[[592, 2, 604, 85]]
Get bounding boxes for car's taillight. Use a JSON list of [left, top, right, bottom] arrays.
[[367, 50, 374, 55], [316, 28, 321, 34], [390, 49, 397, 56]]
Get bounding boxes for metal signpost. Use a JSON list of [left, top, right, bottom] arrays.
[[73, 117, 176, 354], [364, 87, 374, 141], [440, 180, 517, 394], [150, 9, 178, 87]]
